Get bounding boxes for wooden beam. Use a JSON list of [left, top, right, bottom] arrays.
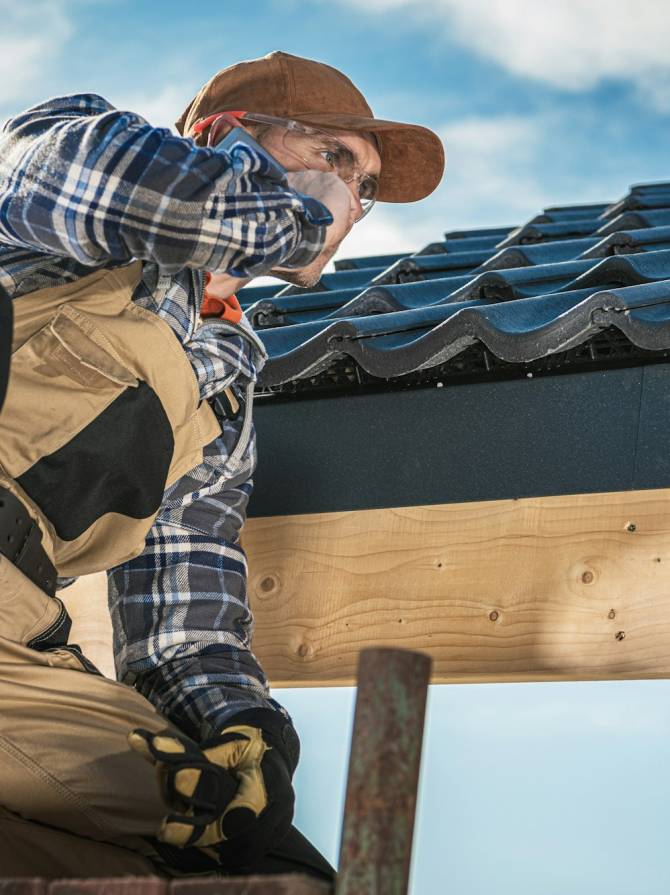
[[242, 488, 670, 687], [62, 488, 670, 688]]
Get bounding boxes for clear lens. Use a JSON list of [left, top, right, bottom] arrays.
[[281, 128, 379, 207], [243, 113, 379, 220]]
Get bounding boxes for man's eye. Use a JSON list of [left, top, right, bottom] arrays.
[[319, 142, 354, 167]]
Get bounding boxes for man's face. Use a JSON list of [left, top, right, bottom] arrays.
[[259, 126, 382, 288]]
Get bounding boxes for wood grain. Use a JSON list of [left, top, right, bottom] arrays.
[[62, 489, 670, 688], [243, 488, 670, 686]]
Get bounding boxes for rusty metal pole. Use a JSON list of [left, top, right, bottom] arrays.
[[336, 647, 432, 895]]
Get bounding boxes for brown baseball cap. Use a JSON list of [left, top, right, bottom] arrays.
[[175, 51, 445, 204]]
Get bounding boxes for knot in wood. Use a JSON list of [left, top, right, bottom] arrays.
[[260, 575, 278, 594]]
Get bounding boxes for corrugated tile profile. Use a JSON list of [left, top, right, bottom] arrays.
[[236, 181, 670, 392]]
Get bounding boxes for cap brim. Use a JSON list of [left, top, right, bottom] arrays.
[[288, 113, 445, 203]]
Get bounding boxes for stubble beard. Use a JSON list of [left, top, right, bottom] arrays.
[[270, 242, 340, 289]]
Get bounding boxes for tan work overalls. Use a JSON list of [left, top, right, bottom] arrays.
[[0, 262, 250, 876]]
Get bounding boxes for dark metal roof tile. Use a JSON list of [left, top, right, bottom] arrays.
[[276, 267, 385, 296], [237, 282, 284, 308], [535, 203, 609, 222], [330, 278, 476, 317], [595, 212, 650, 235], [447, 259, 594, 303], [479, 238, 599, 270], [334, 252, 407, 271], [595, 209, 670, 235], [560, 250, 670, 291], [581, 228, 670, 258], [416, 235, 502, 255], [630, 181, 670, 195], [374, 250, 495, 285], [249, 181, 670, 393], [600, 192, 670, 220], [496, 219, 602, 248], [247, 286, 362, 328], [444, 225, 514, 240], [257, 279, 670, 387]]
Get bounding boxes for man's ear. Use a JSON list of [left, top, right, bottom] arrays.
[[188, 116, 238, 147]]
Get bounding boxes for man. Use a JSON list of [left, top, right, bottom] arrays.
[[0, 51, 444, 878]]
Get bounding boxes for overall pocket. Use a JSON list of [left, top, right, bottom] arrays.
[[0, 304, 174, 542]]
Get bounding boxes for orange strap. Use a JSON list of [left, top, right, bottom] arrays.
[[201, 273, 244, 324], [191, 111, 248, 137]]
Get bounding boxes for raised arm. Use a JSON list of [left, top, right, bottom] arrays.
[[0, 94, 328, 276]]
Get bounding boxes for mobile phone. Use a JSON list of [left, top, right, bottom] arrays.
[[214, 126, 287, 184]]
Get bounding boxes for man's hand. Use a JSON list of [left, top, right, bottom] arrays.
[[128, 709, 299, 869], [286, 170, 356, 247], [271, 170, 357, 288]]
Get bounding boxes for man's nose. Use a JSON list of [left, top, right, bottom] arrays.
[[344, 179, 364, 222]]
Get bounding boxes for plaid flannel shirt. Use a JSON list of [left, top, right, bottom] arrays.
[[0, 94, 327, 741]]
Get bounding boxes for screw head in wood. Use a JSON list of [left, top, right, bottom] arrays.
[[489, 610, 499, 621], [615, 631, 626, 641]]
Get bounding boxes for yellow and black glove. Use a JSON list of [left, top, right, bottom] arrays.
[[128, 709, 299, 870]]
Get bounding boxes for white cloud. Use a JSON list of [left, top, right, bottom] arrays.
[[350, 112, 558, 246], [328, 206, 423, 268], [636, 68, 670, 114], [0, 2, 74, 104], [109, 85, 189, 131], [361, 105, 636, 240], [437, 114, 549, 222], [331, 0, 670, 109]]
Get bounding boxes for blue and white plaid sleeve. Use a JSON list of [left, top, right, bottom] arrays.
[[107, 435, 278, 741], [107, 324, 288, 742], [0, 94, 328, 278]]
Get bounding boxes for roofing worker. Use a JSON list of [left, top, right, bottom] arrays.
[[0, 52, 444, 879]]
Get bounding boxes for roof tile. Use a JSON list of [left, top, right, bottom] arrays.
[[234, 180, 670, 394]]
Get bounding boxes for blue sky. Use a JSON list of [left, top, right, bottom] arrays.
[[2, 1, 670, 891]]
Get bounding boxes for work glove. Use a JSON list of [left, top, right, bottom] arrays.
[[128, 708, 299, 869]]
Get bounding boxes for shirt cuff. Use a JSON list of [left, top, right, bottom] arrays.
[[260, 183, 331, 270], [280, 216, 329, 269]]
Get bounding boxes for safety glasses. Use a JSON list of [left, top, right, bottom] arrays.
[[194, 111, 379, 221]]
